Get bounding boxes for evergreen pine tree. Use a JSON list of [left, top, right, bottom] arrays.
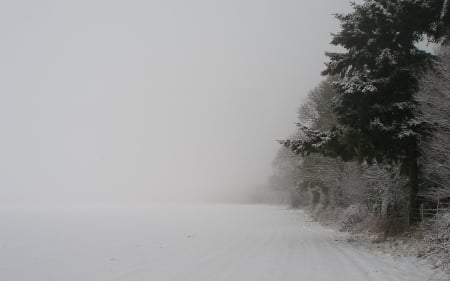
[[282, 0, 449, 224]]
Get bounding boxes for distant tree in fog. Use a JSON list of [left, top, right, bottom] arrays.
[[269, 147, 304, 207]]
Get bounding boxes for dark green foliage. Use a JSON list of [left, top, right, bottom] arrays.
[[322, 0, 447, 163], [283, 0, 449, 164]]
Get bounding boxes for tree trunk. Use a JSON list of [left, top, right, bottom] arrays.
[[407, 142, 419, 225]]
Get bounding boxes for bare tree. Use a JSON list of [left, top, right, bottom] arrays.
[[417, 45, 450, 203]]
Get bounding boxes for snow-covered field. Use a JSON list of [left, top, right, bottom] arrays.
[[0, 204, 438, 281]]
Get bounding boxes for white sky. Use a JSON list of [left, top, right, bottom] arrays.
[[0, 0, 352, 206]]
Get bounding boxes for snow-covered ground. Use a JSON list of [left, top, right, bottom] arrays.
[[0, 204, 439, 281]]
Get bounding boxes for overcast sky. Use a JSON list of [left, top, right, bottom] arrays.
[[0, 0, 352, 206]]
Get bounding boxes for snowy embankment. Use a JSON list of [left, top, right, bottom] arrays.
[[0, 204, 440, 281]]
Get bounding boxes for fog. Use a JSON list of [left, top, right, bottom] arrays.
[[0, 0, 352, 207]]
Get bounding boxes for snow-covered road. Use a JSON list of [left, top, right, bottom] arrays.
[[0, 204, 436, 281]]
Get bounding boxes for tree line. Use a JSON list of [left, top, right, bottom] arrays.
[[272, 0, 450, 227]]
